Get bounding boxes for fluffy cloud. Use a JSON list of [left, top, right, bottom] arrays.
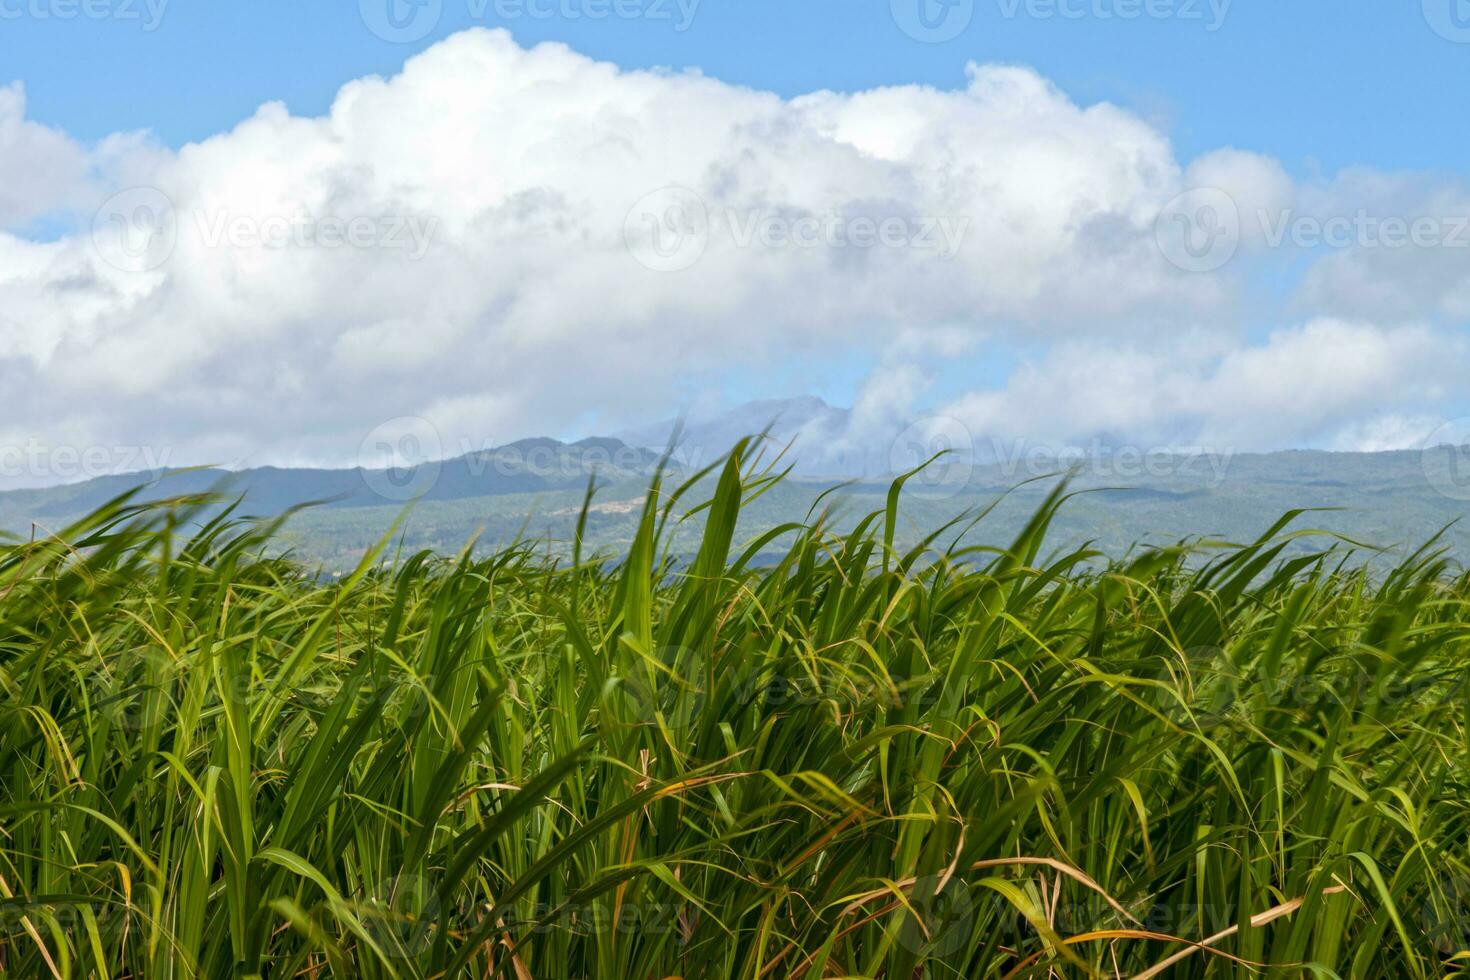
[[1201, 163, 1470, 322], [938, 319, 1464, 453], [0, 28, 1466, 490], [1184, 148, 1294, 251], [0, 83, 91, 228], [1293, 176, 1470, 322], [0, 31, 1230, 477]]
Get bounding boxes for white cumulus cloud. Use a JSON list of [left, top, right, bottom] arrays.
[[0, 28, 1465, 490], [938, 319, 1464, 453]]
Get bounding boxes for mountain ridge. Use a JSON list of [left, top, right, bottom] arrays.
[[5, 401, 1470, 569]]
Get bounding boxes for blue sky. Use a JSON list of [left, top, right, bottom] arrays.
[[1, 2, 1469, 481], [4, 2, 1468, 174]]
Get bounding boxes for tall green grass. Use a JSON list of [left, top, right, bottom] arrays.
[[2, 444, 1468, 977]]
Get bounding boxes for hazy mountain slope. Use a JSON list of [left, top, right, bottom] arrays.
[[0, 438, 659, 535], [262, 447, 1470, 571], [5, 424, 1469, 571], [614, 396, 853, 472]]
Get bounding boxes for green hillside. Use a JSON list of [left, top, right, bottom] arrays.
[[9, 443, 1463, 571]]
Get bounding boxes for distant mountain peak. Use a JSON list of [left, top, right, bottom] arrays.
[[613, 396, 851, 470], [733, 394, 832, 416]]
